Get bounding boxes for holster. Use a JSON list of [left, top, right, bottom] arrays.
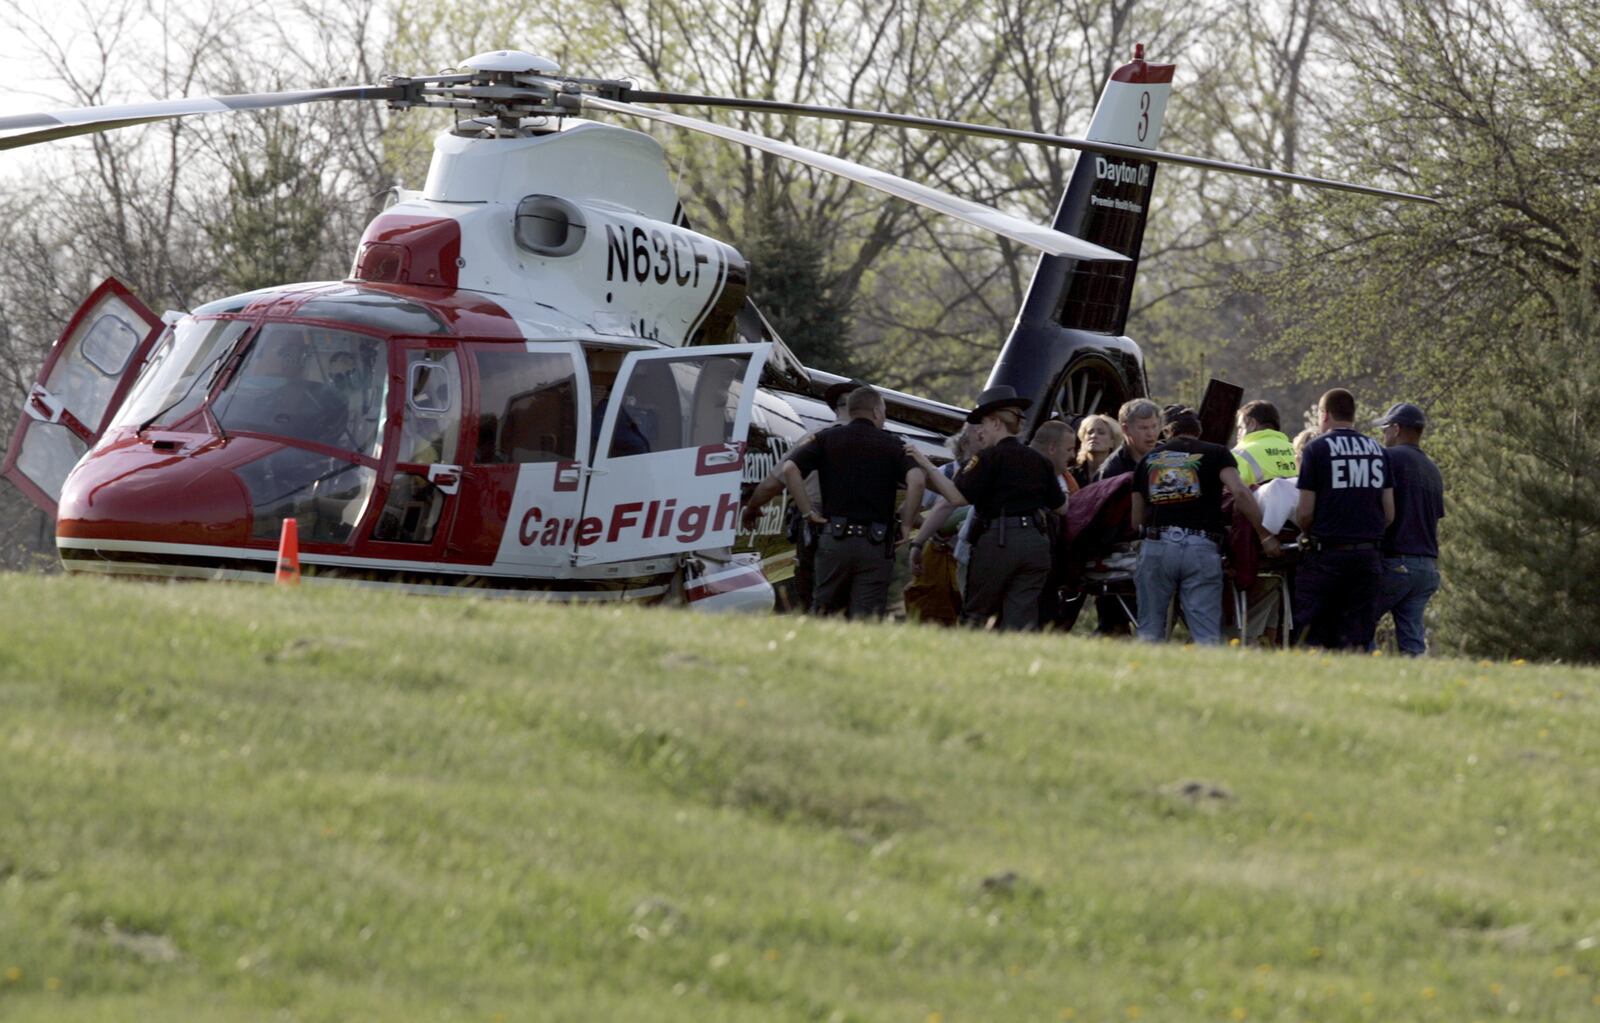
[[969, 514, 991, 549]]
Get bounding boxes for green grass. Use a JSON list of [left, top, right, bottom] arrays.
[[1, 574, 1597, 1022]]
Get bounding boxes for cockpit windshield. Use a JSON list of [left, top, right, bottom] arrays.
[[111, 317, 250, 431], [212, 323, 388, 459]]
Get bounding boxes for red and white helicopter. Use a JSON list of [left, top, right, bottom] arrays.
[[0, 46, 1431, 609]]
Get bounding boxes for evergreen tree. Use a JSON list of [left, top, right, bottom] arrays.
[[206, 118, 332, 294], [1438, 278, 1600, 662], [744, 216, 859, 377]]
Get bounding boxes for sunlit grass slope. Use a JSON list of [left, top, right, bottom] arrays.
[[1, 574, 1598, 1022]]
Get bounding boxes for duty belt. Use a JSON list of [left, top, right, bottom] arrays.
[[832, 522, 886, 537], [994, 514, 1045, 529], [1307, 539, 1379, 552], [975, 510, 1045, 548], [827, 517, 895, 558], [1144, 525, 1223, 546]]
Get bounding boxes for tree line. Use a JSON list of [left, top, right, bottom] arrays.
[[0, 0, 1593, 658]]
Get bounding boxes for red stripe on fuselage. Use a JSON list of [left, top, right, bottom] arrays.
[[685, 566, 768, 601]]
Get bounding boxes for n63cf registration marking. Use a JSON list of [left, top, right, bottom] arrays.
[[603, 219, 720, 288]]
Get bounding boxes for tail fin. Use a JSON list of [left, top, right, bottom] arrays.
[[988, 46, 1174, 426]]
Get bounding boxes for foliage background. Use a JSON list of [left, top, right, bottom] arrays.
[[1, 0, 1595, 655]]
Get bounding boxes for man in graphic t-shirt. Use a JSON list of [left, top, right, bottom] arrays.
[[1294, 388, 1395, 649], [1130, 406, 1277, 644]]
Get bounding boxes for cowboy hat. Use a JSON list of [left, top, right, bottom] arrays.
[[966, 385, 1032, 424]]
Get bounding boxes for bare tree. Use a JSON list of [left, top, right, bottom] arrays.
[[0, 0, 404, 561]]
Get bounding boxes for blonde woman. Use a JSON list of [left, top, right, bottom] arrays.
[[1073, 413, 1122, 487], [1292, 427, 1318, 463]]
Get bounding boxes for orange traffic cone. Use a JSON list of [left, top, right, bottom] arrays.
[[276, 518, 301, 587]]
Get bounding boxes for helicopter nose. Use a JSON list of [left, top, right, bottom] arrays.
[[56, 441, 252, 547]]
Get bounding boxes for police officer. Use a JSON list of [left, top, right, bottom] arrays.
[[781, 386, 924, 619], [1294, 388, 1395, 649], [741, 379, 862, 611], [910, 386, 1066, 630]]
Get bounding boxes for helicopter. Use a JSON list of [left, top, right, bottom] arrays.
[[0, 45, 1432, 609]]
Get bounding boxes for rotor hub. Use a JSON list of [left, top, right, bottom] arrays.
[[459, 50, 561, 76], [383, 50, 630, 137]]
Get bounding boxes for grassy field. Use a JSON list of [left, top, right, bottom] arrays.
[[1, 575, 1597, 1022]]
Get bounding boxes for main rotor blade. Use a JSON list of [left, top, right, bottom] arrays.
[[0, 85, 407, 151], [581, 97, 1129, 261], [621, 91, 1440, 206]]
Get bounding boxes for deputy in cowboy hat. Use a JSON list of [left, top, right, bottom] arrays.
[[908, 386, 1068, 630]]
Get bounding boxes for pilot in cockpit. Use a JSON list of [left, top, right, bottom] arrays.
[[218, 333, 348, 447], [589, 358, 652, 456]]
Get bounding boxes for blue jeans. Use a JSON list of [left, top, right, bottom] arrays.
[[1135, 533, 1224, 644], [1374, 555, 1440, 655]]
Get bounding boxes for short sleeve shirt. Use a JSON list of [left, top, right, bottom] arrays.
[[1297, 428, 1393, 543], [1094, 444, 1141, 481], [1383, 443, 1445, 556], [788, 418, 916, 523], [954, 436, 1065, 518], [1132, 437, 1234, 534]]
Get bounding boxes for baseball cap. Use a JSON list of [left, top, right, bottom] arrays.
[[1162, 404, 1202, 433], [1375, 402, 1426, 429]]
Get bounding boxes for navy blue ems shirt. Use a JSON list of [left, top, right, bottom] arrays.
[[1383, 443, 1445, 557], [1297, 428, 1392, 543]]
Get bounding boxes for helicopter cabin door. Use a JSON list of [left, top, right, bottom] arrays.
[[364, 340, 467, 560], [3, 278, 166, 513], [462, 340, 590, 573], [575, 343, 770, 564]]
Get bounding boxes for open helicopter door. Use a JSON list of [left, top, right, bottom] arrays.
[[576, 343, 771, 564], [363, 340, 470, 560], [2, 278, 165, 513]]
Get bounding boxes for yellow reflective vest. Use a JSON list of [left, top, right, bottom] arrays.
[[1232, 429, 1297, 486]]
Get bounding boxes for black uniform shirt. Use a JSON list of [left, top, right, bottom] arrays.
[[1383, 443, 1445, 557], [1132, 437, 1234, 534], [955, 436, 1066, 518], [1297, 428, 1393, 543], [788, 418, 916, 524], [1094, 443, 1142, 481]]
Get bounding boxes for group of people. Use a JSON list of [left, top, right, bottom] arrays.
[[740, 380, 1444, 654]]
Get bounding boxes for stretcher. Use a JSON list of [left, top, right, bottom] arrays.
[[1226, 539, 1301, 648], [1079, 540, 1140, 624]]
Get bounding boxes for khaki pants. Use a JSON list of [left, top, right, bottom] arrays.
[[904, 539, 961, 625]]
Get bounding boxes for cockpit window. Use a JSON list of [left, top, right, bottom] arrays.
[[295, 287, 450, 336], [111, 318, 251, 431], [211, 324, 387, 458]]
